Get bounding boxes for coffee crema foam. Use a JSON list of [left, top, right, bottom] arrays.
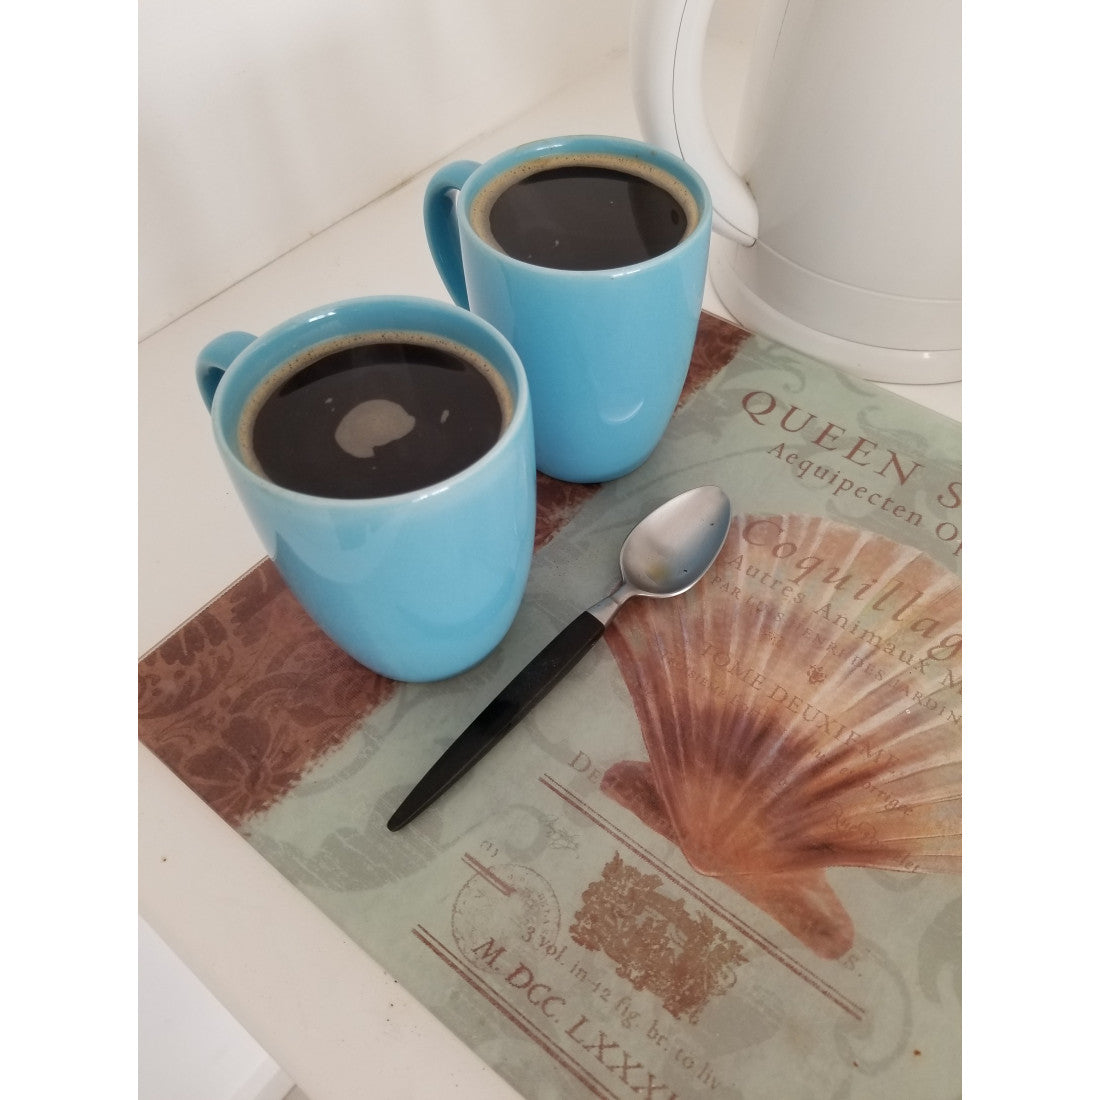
[[237, 330, 513, 498], [469, 151, 700, 262]]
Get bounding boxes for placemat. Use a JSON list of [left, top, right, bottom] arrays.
[[139, 312, 961, 1099]]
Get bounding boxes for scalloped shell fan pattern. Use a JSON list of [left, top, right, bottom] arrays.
[[602, 514, 961, 958]]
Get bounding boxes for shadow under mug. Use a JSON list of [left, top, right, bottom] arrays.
[[424, 134, 712, 484], [196, 295, 537, 682]]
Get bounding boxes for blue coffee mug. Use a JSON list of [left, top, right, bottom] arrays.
[[196, 296, 536, 682], [424, 135, 712, 483]]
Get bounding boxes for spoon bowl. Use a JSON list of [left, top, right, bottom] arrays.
[[617, 483, 731, 598]]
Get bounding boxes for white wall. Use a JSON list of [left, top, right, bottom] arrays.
[[139, 0, 632, 338], [139, 917, 294, 1100]]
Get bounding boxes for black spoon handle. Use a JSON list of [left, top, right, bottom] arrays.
[[386, 610, 607, 831]]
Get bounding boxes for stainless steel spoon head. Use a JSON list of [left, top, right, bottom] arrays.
[[619, 484, 732, 598]]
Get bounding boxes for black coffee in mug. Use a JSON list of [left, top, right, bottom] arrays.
[[470, 152, 699, 271], [238, 332, 512, 499]]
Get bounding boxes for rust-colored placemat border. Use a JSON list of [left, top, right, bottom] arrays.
[[138, 313, 750, 827]]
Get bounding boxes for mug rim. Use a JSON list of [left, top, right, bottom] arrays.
[[209, 294, 531, 508], [456, 133, 713, 276]]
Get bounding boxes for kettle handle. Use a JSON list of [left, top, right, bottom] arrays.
[[631, 0, 758, 245]]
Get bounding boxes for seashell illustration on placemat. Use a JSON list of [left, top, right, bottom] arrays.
[[602, 514, 962, 960]]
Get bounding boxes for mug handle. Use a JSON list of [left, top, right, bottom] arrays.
[[423, 160, 479, 310], [195, 331, 257, 412]]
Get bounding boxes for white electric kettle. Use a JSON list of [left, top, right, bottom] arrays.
[[631, 0, 961, 383]]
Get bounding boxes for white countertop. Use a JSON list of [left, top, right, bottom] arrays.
[[138, 54, 960, 1100]]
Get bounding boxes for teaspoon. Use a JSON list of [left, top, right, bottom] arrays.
[[386, 484, 732, 830]]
